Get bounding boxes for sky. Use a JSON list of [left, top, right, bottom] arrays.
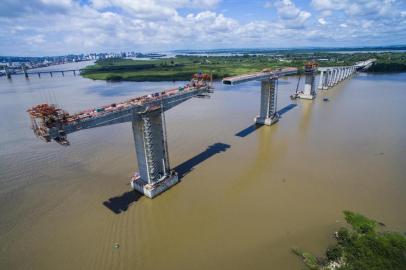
[[1, 0, 406, 56]]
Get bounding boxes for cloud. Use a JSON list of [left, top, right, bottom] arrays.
[[0, 0, 73, 17], [311, 0, 346, 11], [318, 18, 327, 25], [273, 0, 312, 28], [0, 0, 405, 55], [311, 0, 402, 18], [91, 0, 220, 18]]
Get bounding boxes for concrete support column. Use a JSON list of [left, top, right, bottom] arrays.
[[318, 70, 324, 90], [131, 110, 178, 198], [298, 65, 317, 100], [255, 78, 279, 125], [338, 68, 344, 81], [323, 71, 329, 89], [328, 69, 335, 87], [23, 66, 28, 78], [325, 70, 331, 88], [5, 66, 11, 79], [333, 68, 339, 85]]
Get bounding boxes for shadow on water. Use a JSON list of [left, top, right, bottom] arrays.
[[103, 190, 143, 214], [278, 103, 297, 116], [235, 124, 263, 137], [103, 142, 230, 214], [174, 142, 231, 179], [235, 103, 297, 138]]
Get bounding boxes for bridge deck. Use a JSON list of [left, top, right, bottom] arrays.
[[222, 67, 298, 85], [28, 77, 212, 143]]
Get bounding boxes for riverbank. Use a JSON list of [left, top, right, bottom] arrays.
[[80, 52, 406, 81], [293, 211, 406, 270]]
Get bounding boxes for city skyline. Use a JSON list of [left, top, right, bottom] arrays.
[[1, 0, 406, 56]]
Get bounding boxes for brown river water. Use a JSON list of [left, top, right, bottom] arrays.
[[0, 62, 405, 269]]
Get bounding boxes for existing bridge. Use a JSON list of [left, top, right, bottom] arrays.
[[317, 59, 376, 91]]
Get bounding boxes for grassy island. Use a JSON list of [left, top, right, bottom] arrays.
[[293, 211, 406, 270], [80, 52, 406, 82]]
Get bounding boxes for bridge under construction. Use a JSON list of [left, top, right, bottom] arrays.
[[223, 67, 298, 125], [28, 74, 213, 198], [27, 59, 376, 198]]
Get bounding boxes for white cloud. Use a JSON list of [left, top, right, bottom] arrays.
[[312, 0, 400, 18], [318, 18, 327, 25], [273, 0, 311, 28], [0, 0, 405, 55], [91, 0, 220, 18], [311, 0, 346, 11], [26, 34, 45, 45]]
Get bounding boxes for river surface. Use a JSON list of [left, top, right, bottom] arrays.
[[0, 62, 405, 270]]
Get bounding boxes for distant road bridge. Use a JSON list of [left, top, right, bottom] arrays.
[[2, 66, 82, 79]]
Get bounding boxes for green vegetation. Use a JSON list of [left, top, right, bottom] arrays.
[[80, 52, 406, 81], [293, 211, 406, 270]]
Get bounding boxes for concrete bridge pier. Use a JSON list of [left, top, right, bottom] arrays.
[[5, 67, 11, 79], [328, 69, 335, 87], [131, 110, 178, 198], [338, 68, 344, 82], [298, 62, 317, 100], [255, 78, 279, 125], [333, 68, 339, 85], [323, 70, 329, 89], [23, 66, 29, 79], [318, 70, 325, 90]]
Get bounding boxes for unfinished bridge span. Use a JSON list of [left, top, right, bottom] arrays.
[[28, 74, 213, 198], [222, 67, 298, 125]]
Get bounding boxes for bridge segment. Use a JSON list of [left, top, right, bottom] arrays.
[[317, 59, 376, 91], [27, 74, 213, 198], [222, 68, 298, 126]]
